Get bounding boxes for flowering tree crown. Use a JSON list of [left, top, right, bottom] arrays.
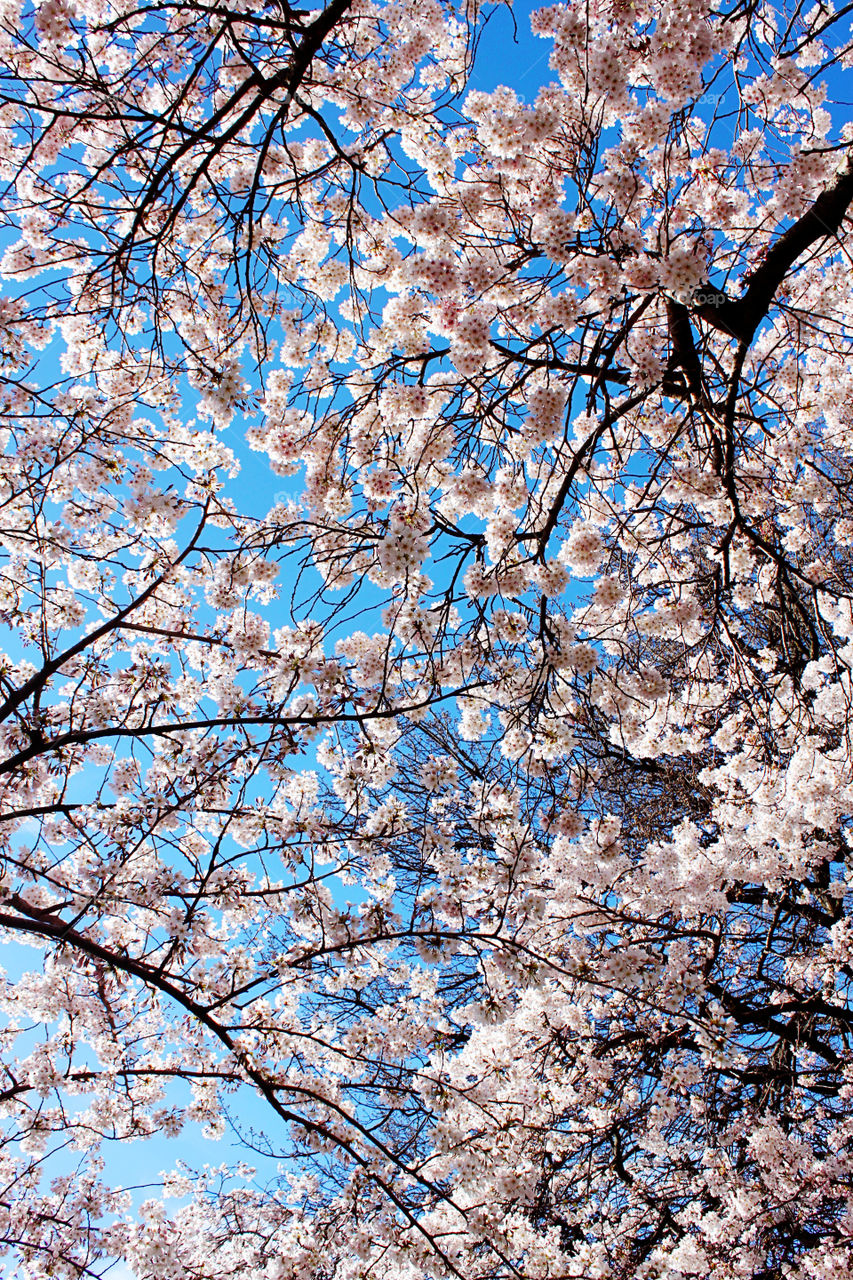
[[1, 0, 853, 1275]]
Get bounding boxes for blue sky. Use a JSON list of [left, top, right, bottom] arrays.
[[471, 1, 554, 94]]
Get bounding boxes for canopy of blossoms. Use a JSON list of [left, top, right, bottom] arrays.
[[1, 0, 853, 1276]]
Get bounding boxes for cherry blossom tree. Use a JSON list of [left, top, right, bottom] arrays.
[[1, 0, 853, 1275]]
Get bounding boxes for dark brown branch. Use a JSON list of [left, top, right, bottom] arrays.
[[694, 154, 853, 343]]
